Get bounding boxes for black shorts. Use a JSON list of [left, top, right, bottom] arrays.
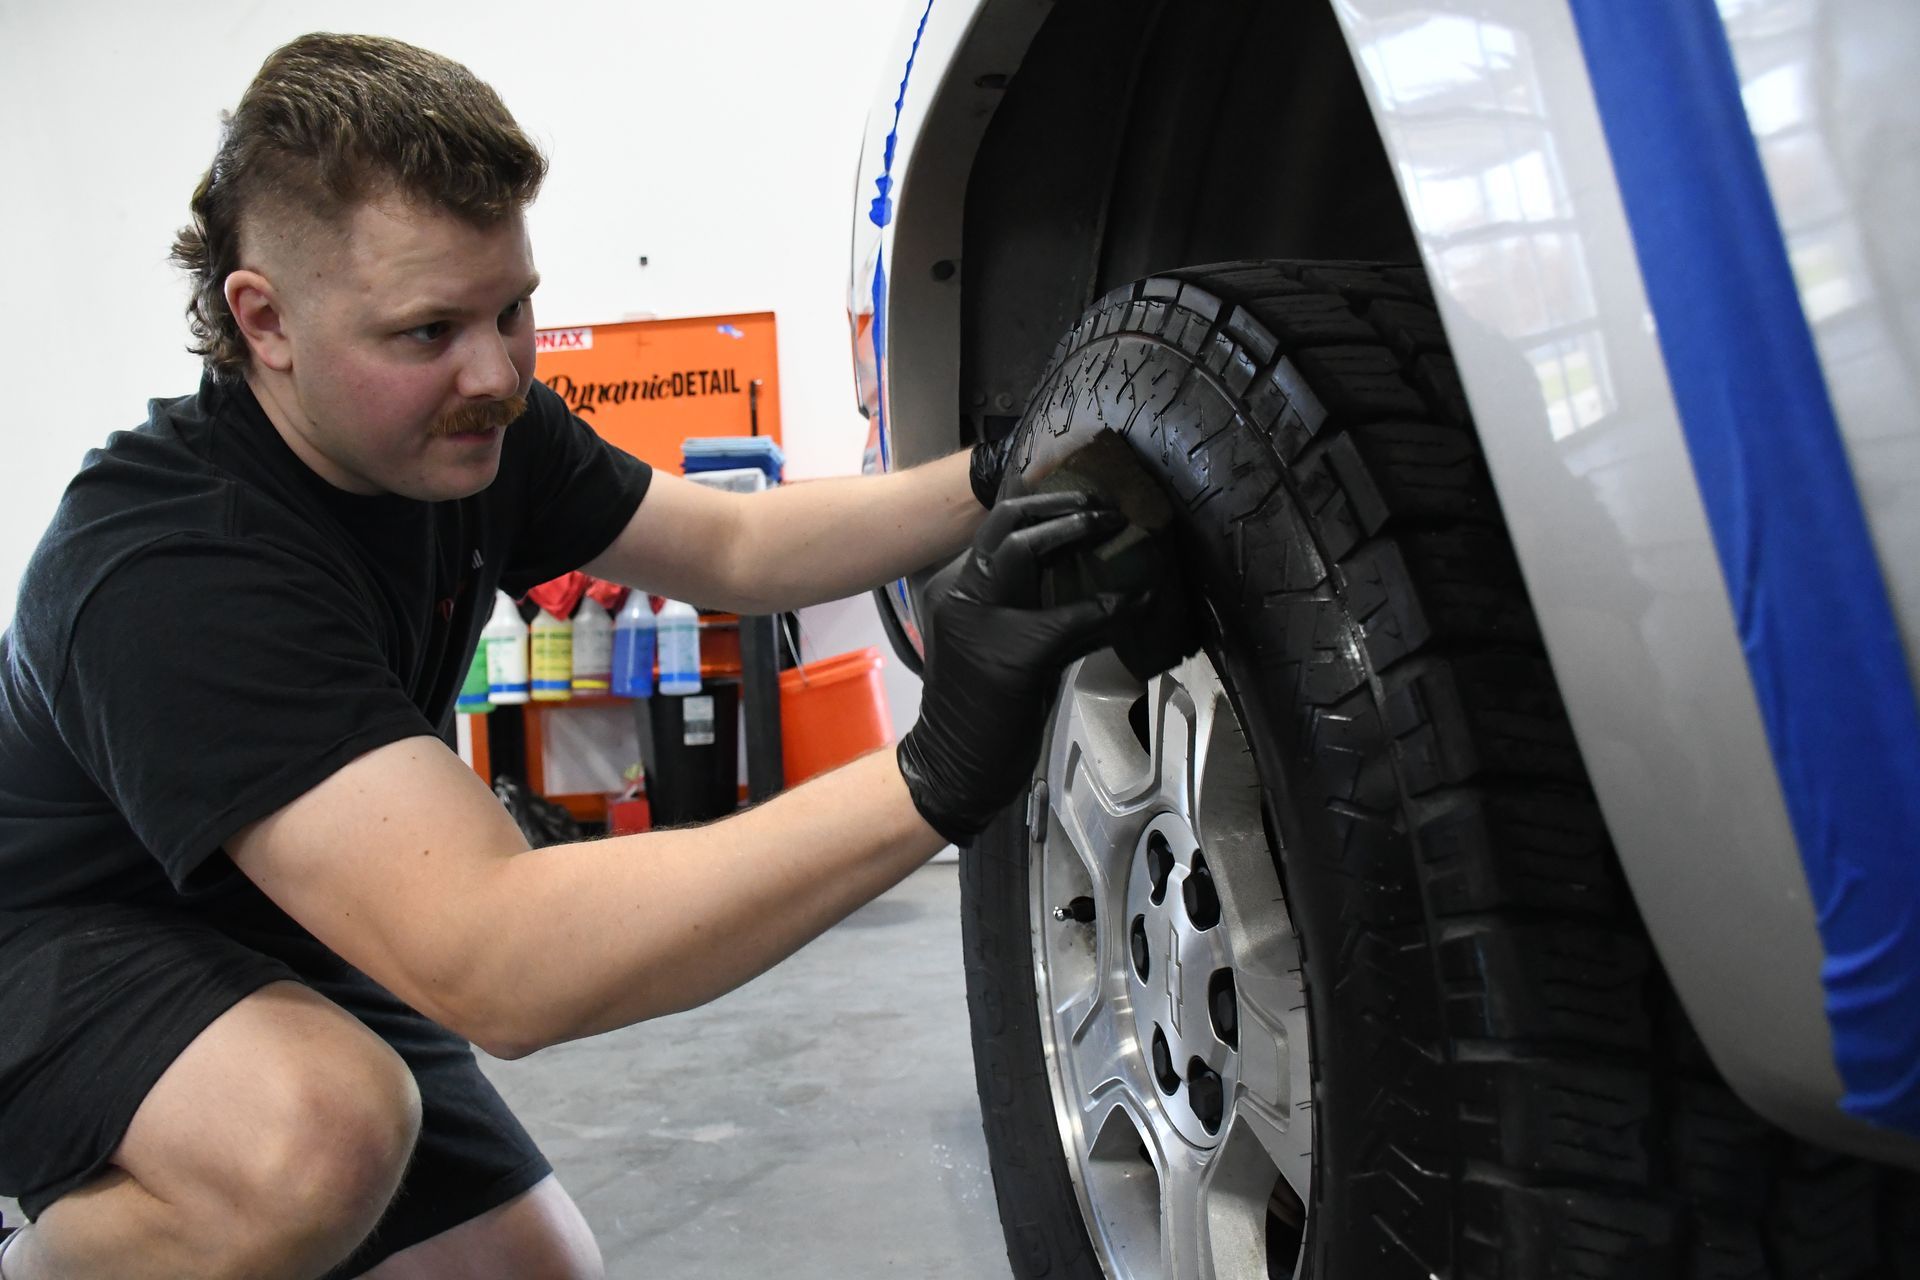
[[0, 890, 551, 1277]]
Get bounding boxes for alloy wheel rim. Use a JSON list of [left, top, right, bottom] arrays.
[[1029, 649, 1313, 1278]]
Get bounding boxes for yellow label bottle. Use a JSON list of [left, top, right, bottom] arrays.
[[530, 609, 574, 702]]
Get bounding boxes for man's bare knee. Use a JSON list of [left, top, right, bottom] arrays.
[[233, 1044, 423, 1261], [106, 982, 424, 1278]]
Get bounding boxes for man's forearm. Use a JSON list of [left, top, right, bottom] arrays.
[[723, 451, 982, 614], [462, 750, 946, 1056]]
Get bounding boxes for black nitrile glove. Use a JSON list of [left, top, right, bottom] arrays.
[[968, 430, 1018, 509], [898, 492, 1140, 845]]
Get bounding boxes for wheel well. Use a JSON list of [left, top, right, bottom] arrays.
[[959, 0, 1418, 440]]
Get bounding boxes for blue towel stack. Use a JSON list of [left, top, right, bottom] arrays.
[[682, 436, 784, 485]]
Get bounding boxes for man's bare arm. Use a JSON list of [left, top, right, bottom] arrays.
[[583, 452, 982, 614], [228, 494, 1120, 1060], [228, 737, 941, 1059]]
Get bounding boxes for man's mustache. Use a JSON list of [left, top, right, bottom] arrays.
[[431, 394, 528, 437]]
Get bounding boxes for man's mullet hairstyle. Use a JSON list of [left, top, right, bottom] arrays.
[[172, 33, 547, 381]]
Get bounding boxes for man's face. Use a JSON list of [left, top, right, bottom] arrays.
[[252, 193, 541, 501]]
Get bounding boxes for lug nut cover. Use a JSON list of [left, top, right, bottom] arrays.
[[1183, 853, 1221, 929], [1146, 830, 1174, 904], [1152, 1027, 1180, 1094], [1209, 969, 1238, 1050], [1188, 1059, 1225, 1133]]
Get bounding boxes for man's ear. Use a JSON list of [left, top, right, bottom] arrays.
[[225, 269, 294, 373]]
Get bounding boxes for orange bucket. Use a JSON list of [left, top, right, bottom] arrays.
[[779, 646, 893, 787]]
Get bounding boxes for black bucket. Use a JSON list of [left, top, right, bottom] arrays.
[[647, 681, 741, 825]]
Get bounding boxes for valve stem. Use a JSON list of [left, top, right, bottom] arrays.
[[1052, 896, 1097, 924]]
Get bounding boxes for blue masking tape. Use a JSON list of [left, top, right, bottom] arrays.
[[1569, 0, 1920, 1131], [869, 3, 933, 630], [868, 0, 936, 231]]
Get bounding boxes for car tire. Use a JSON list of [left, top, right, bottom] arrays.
[[959, 260, 1908, 1279]]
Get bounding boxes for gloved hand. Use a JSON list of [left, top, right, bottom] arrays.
[[898, 492, 1139, 845], [968, 430, 1019, 509]]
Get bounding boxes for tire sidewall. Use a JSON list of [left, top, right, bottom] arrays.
[[964, 283, 1455, 1277]]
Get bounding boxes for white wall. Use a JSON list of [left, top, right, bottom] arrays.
[[0, 0, 924, 726]]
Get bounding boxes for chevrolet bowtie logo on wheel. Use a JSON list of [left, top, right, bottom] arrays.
[[1164, 918, 1184, 1036]]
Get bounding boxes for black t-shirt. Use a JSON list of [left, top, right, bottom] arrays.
[[0, 375, 651, 912]]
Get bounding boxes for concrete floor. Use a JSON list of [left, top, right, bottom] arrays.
[[479, 862, 1012, 1278], [1, 865, 1013, 1278]]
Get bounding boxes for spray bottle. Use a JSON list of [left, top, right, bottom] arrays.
[[481, 591, 530, 705], [572, 597, 614, 695], [455, 643, 495, 715], [612, 593, 657, 698], [656, 599, 703, 696], [531, 607, 574, 702]]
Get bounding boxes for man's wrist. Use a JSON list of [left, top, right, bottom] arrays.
[[894, 734, 981, 847], [968, 436, 1011, 510]]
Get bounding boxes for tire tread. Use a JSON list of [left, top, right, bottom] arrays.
[[963, 260, 1901, 1280]]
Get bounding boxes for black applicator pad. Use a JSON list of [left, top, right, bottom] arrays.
[[1032, 433, 1202, 682]]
